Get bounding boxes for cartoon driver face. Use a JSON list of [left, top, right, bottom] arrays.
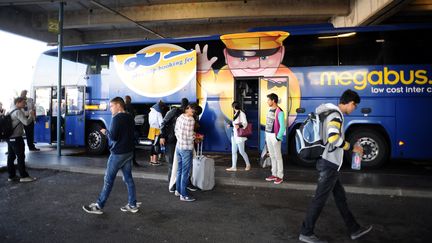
[[224, 46, 285, 77], [221, 32, 288, 77]]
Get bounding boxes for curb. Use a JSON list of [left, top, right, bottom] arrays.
[[22, 163, 432, 199]]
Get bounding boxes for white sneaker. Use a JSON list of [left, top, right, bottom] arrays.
[[20, 177, 37, 183], [82, 203, 103, 215], [225, 167, 237, 172], [174, 190, 180, 197], [120, 204, 139, 213]]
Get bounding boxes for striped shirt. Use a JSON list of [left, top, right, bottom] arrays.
[[175, 114, 195, 150], [318, 104, 351, 171]]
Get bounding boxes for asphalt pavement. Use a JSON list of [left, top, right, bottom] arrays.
[[1, 169, 431, 243]]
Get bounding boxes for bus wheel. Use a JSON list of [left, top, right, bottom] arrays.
[[87, 123, 108, 155], [289, 135, 316, 167], [346, 128, 389, 168]]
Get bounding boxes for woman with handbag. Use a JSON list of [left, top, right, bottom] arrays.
[[226, 101, 251, 172]]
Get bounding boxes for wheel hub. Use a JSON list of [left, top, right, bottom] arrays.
[[88, 132, 101, 149], [358, 137, 379, 162]]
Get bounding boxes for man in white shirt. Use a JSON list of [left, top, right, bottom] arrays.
[[20, 90, 39, 151]]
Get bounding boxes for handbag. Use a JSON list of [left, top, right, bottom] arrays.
[[237, 123, 252, 137]]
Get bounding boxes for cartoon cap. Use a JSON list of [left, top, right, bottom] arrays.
[[221, 31, 289, 57]]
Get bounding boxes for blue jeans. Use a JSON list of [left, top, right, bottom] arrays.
[[97, 152, 136, 208], [176, 149, 193, 197], [300, 159, 360, 236]]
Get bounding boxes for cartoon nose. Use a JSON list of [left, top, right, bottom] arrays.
[[247, 58, 260, 68]]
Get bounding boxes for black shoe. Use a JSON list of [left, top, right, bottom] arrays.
[[187, 185, 198, 192], [29, 147, 40, 151], [351, 225, 373, 240]]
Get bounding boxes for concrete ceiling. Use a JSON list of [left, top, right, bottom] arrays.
[[0, 0, 431, 45]]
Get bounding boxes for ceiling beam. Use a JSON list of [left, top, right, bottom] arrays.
[[332, 0, 413, 27], [40, 0, 349, 30], [0, 6, 83, 45], [78, 19, 327, 44]]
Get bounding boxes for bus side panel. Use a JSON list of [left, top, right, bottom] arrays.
[[200, 97, 231, 152], [65, 116, 85, 146], [86, 113, 111, 129], [34, 116, 51, 143], [396, 98, 432, 160]]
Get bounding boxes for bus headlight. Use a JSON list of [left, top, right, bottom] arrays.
[[85, 102, 107, 111]]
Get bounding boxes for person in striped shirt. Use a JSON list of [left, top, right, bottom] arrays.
[[174, 103, 198, 202], [299, 89, 372, 243]]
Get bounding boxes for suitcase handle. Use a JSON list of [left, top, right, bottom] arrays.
[[196, 141, 203, 157]]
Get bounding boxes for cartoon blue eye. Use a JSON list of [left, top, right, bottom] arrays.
[[260, 56, 268, 60], [240, 57, 247, 62]]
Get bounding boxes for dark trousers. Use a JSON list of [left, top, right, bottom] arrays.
[[7, 137, 30, 179], [300, 159, 360, 236], [24, 121, 36, 149]]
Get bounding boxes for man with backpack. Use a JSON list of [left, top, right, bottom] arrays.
[[299, 89, 372, 243], [160, 98, 189, 192], [5, 97, 37, 182]]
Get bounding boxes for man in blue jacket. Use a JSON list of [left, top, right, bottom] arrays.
[[83, 97, 138, 214]]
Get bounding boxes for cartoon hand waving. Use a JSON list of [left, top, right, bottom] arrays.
[[195, 44, 218, 73]]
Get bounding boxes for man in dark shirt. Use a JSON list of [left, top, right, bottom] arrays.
[[124, 95, 140, 167], [83, 97, 138, 214]]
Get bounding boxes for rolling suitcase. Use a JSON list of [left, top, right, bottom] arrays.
[[191, 142, 215, 191]]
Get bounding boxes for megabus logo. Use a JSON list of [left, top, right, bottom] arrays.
[[113, 44, 196, 98], [319, 66, 432, 94]]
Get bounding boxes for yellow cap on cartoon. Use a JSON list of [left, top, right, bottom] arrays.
[[220, 31, 289, 51]]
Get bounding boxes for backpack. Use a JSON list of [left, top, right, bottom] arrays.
[[161, 107, 183, 143], [0, 109, 19, 140], [295, 109, 340, 160]]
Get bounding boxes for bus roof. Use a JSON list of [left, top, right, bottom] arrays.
[[45, 23, 432, 55]]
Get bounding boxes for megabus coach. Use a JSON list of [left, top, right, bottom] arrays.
[[31, 23, 432, 168]]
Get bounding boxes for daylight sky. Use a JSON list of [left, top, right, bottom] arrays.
[[0, 30, 49, 110]]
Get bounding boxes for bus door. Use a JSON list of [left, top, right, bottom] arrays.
[[51, 87, 66, 143], [64, 86, 85, 146], [34, 87, 52, 144], [259, 77, 289, 153], [235, 78, 260, 149]]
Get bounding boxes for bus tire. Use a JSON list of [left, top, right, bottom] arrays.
[[289, 135, 316, 167], [345, 128, 389, 168], [86, 123, 108, 155]]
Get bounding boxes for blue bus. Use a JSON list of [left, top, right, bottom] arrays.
[[32, 23, 432, 167]]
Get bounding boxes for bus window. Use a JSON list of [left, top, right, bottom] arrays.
[[383, 29, 430, 64], [78, 51, 110, 74], [338, 31, 384, 65], [66, 87, 84, 115], [35, 88, 51, 116], [283, 34, 338, 67], [52, 87, 65, 117]]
